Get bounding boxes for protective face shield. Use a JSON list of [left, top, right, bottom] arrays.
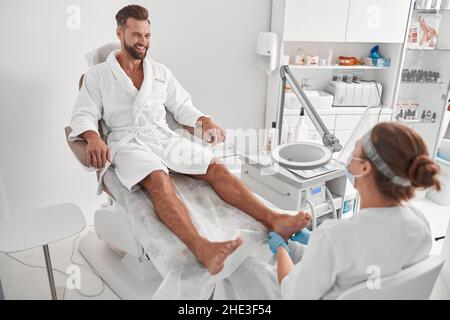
[[344, 155, 366, 187], [360, 131, 412, 187], [345, 130, 412, 189]]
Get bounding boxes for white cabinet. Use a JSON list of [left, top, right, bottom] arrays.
[[345, 0, 411, 43], [282, 0, 412, 43], [283, 0, 350, 42]]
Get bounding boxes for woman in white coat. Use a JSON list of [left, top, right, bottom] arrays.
[[269, 122, 442, 299]]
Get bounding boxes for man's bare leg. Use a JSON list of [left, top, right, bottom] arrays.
[[192, 160, 311, 240], [139, 170, 243, 275]]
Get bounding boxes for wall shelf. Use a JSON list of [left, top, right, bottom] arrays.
[[413, 9, 450, 14], [407, 48, 450, 52], [400, 81, 445, 85], [288, 64, 389, 70], [397, 118, 434, 124]]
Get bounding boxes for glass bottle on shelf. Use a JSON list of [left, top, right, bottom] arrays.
[[294, 48, 305, 65]]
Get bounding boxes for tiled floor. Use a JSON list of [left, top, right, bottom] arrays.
[[1, 195, 449, 300]]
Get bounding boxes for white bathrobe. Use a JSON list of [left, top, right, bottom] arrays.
[[69, 50, 215, 191]]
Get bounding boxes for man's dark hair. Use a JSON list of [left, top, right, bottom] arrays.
[[115, 5, 150, 28]]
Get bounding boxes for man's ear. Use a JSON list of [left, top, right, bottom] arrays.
[[116, 27, 122, 39]]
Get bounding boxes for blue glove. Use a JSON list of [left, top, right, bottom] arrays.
[[290, 228, 311, 245], [268, 232, 291, 255]]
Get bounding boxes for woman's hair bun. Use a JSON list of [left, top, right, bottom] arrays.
[[408, 155, 441, 190]]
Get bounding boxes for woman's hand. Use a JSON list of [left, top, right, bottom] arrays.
[[268, 231, 290, 255], [291, 228, 311, 245]]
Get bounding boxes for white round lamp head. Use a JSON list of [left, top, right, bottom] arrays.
[[272, 142, 332, 170]]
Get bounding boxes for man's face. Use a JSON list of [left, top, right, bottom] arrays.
[[117, 18, 151, 60]]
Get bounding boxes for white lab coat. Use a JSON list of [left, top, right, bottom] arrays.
[[69, 50, 214, 191], [281, 205, 432, 299]]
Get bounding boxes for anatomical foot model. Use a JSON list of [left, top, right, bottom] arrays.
[[419, 16, 437, 49]]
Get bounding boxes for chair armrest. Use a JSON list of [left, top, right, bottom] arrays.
[[64, 126, 116, 199], [182, 125, 195, 136], [64, 127, 90, 168]]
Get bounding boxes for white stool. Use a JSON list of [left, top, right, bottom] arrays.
[[0, 203, 86, 300]]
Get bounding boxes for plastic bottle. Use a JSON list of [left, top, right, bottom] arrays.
[[264, 121, 277, 153], [294, 108, 310, 142], [326, 49, 334, 66], [294, 48, 305, 65], [287, 125, 294, 143]]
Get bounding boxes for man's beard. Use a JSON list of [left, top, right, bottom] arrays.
[[125, 42, 148, 60]]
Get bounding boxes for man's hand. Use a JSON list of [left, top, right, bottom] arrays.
[[196, 116, 226, 146], [81, 131, 111, 170]]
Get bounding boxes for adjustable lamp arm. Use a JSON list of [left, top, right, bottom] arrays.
[[278, 65, 342, 153]]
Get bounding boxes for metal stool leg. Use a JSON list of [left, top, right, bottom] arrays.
[[0, 278, 5, 300], [43, 244, 57, 300]]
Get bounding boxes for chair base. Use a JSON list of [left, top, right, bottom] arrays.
[[78, 229, 162, 300]]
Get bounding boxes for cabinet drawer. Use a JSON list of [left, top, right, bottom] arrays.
[[305, 115, 336, 131], [283, 114, 301, 128], [283, 114, 335, 130], [335, 114, 362, 130]]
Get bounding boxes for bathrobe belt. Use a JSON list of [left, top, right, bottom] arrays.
[[96, 122, 180, 195]]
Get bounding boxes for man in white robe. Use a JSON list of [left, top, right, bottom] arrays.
[[70, 5, 310, 275]]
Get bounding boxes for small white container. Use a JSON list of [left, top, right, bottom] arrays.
[[281, 54, 290, 66], [305, 55, 319, 65]]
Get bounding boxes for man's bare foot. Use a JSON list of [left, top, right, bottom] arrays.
[[272, 211, 311, 240], [197, 238, 243, 275]]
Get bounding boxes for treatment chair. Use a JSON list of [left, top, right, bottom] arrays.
[[65, 75, 198, 300], [337, 254, 444, 300], [430, 219, 450, 299], [65, 129, 163, 300]]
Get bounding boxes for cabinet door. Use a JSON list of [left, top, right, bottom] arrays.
[[345, 0, 411, 43], [283, 0, 350, 42]]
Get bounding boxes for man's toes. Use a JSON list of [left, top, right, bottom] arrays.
[[224, 238, 242, 252], [233, 237, 243, 248]]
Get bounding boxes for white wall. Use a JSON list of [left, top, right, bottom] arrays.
[[0, 0, 128, 215], [0, 0, 271, 215], [135, 0, 271, 129]]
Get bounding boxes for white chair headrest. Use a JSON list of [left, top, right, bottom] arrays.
[[85, 42, 120, 67]]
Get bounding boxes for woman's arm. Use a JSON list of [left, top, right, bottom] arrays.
[[279, 229, 339, 299], [277, 246, 294, 285]]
